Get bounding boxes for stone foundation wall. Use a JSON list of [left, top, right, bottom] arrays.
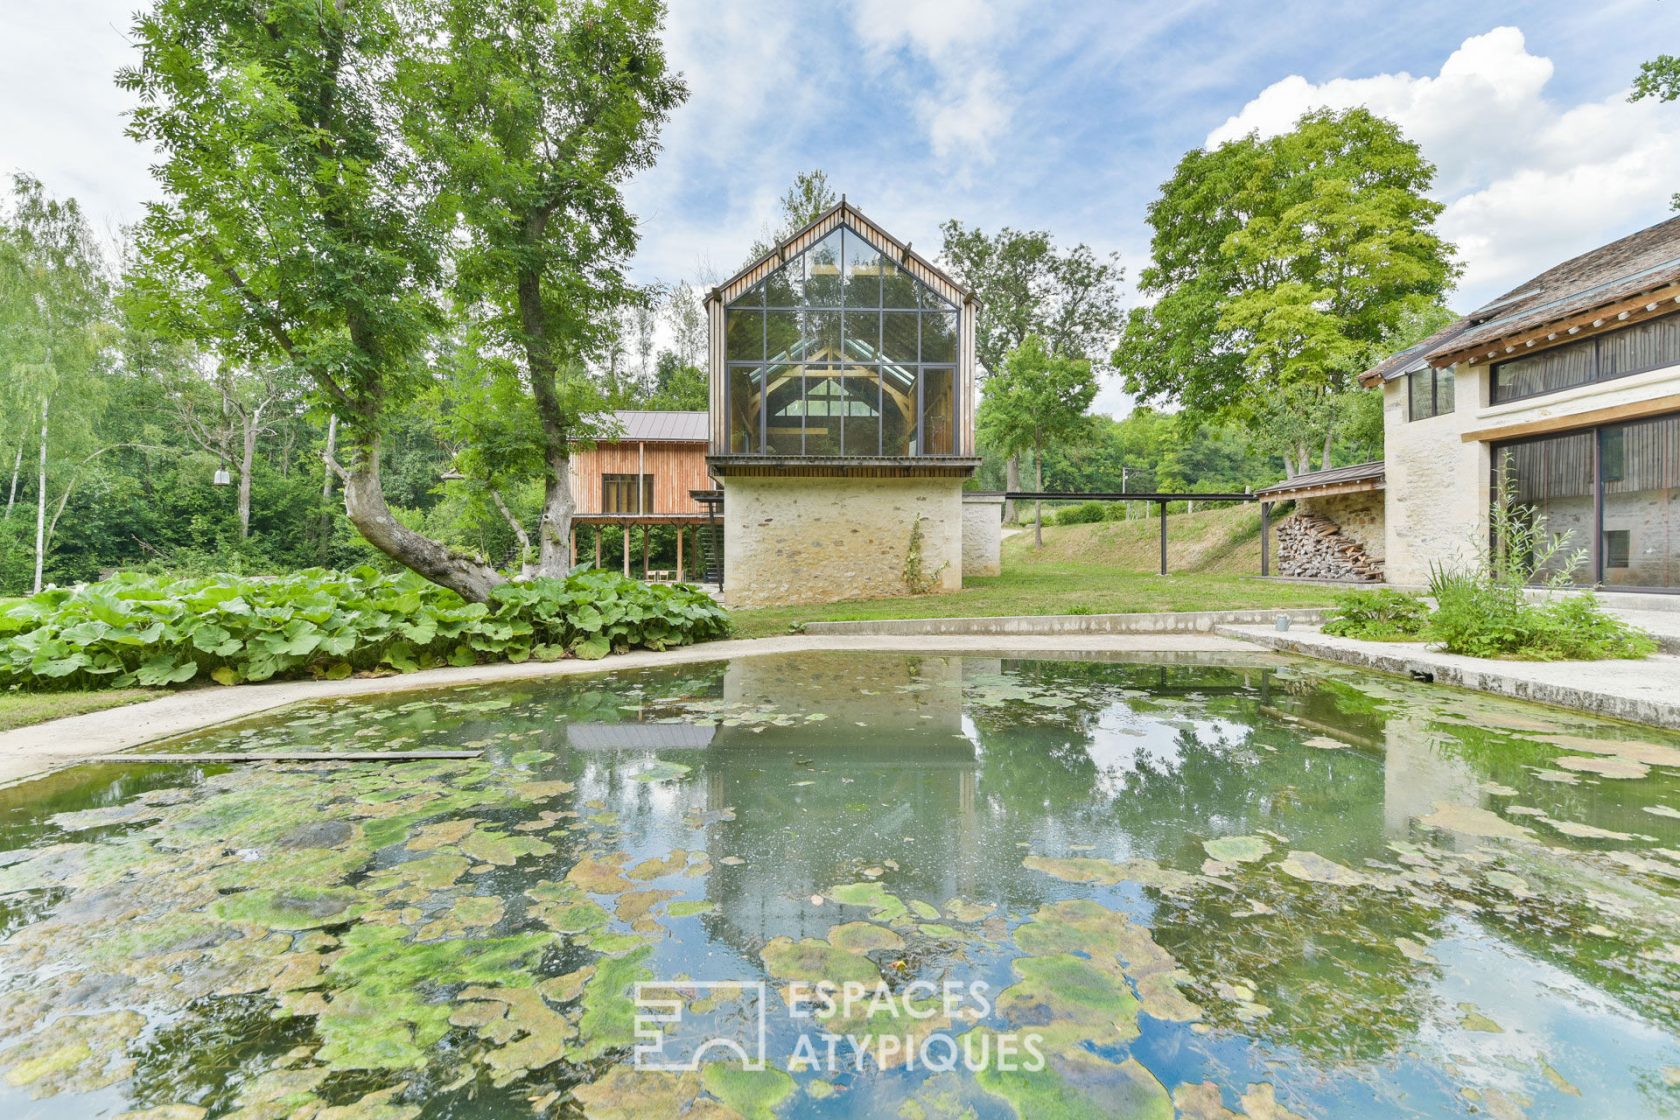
[[961, 494, 1004, 577], [721, 475, 964, 609]]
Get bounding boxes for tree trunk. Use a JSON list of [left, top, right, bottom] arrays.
[[32, 396, 48, 594], [535, 444, 576, 579], [237, 412, 258, 539], [513, 207, 577, 581], [1321, 428, 1333, 472], [1033, 445, 1044, 549], [489, 485, 538, 579], [318, 413, 337, 565], [4, 443, 20, 520], [342, 433, 505, 602], [1004, 455, 1020, 523]]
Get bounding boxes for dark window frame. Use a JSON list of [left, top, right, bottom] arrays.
[[601, 473, 654, 515], [1491, 314, 1680, 404], [721, 222, 960, 458], [1407, 366, 1454, 421], [1491, 410, 1680, 593]]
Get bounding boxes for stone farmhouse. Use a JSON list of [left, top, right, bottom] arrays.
[[1262, 216, 1680, 593]]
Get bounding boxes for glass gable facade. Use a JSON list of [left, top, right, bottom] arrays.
[[723, 226, 959, 456]]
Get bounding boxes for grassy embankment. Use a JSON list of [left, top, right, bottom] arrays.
[[728, 504, 1333, 639], [0, 689, 159, 733]]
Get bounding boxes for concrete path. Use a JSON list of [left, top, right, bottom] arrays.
[[0, 632, 1260, 787], [1222, 623, 1680, 730]]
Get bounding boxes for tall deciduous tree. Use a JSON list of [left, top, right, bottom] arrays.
[[120, 0, 507, 596], [939, 223, 1123, 517], [748, 169, 837, 261], [1115, 108, 1458, 475], [977, 335, 1098, 547], [412, 0, 685, 577], [0, 176, 113, 591], [1632, 54, 1680, 208]]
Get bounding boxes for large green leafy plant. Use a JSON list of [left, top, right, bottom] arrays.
[[0, 568, 729, 690]]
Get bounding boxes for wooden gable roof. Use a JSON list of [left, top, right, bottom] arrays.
[[705, 199, 974, 310]]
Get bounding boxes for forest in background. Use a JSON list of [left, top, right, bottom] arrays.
[[0, 0, 1465, 597]]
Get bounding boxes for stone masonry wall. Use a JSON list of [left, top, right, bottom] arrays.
[[961, 494, 1004, 578], [722, 475, 964, 609]]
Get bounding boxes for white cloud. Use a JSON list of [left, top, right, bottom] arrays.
[[847, 0, 1015, 166], [1205, 27, 1680, 306]]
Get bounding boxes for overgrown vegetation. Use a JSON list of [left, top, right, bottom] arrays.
[[1424, 472, 1654, 660], [1318, 475, 1655, 660], [0, 568, 729, 691], [1321, 589, 1430, 641]]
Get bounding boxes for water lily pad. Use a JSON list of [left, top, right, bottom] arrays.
[[1202, 836, 1271, 864], [827, 921, 905, 954], [975, 1046, 1170, 1120], [700, 1063, 794, 1120], [1417, 802, 1535, 842], [1555, 755, 1649, 779], [572, 1066, 701, 1120], [631, 761, 691, 783], [1277, 850, 1371, 887], [214, 886, 365, 930], [762, 937, 881, 985]]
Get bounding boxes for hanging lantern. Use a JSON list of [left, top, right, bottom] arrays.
[[213, 468, 232, 486]]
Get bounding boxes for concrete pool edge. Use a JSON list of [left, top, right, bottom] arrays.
[[1220, 623, 1680, 731], [0, 632, 1261, 786]]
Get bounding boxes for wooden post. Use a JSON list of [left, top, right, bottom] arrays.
[[569, 527, 577, 568], [594, 528, 601, 568], [1158, 501, 1168, 576], [1260, 501, 1271, 577], [642, 526, 649, 580], [622, 525, 630, 578], [676, 527, 684, 582]]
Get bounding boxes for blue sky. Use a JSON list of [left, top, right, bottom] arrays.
[[7, 1, 1680, 414]]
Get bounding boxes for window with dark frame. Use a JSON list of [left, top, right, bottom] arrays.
[[723, 223, 959, 457], [1407, 366, 1454, 421], [601, 473, 654, 515], [1490, 313, 1680, 403], [1492, 410, 1679, 590]]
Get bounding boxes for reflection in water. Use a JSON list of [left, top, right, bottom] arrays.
[[0, 651, 1678, 1118]]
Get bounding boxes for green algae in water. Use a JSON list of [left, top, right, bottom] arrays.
[[3, 651, 1680, 1118]]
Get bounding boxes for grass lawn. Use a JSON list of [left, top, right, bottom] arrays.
[[728, 507, 1336, 639], [0, 688, 159, 733]]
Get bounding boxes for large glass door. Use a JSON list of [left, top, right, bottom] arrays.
[[1600, 413, 1679, 589], [1493, 412, 1679, 590]]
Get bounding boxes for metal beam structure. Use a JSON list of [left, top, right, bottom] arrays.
[[1002, 490, 1258, 576]]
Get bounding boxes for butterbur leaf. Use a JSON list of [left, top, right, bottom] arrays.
[[572, 635, 611, 661], [211, 666, 241, 686]]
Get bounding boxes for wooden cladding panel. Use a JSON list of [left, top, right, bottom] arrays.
[[569, 442, 711, 515]]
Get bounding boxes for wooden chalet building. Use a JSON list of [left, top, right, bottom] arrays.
[[567, 410, 715, 581]]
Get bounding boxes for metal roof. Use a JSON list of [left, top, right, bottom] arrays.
[[603, 411, 709, 443], [1359, 215, 1680, 385], [1254, 460, 1385, 499]]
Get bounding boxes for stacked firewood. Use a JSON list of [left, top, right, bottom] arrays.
[[1276, 513, 1383, 581]]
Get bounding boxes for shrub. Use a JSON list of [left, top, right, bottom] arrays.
[[1321, 589, 1430, 640], [1422, 470, 1654, 661], [1052, 502, 1109, 526], [0, 567, 731, 691]]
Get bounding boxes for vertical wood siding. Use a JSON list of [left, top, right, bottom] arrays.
[[569, 442, 711, 514]]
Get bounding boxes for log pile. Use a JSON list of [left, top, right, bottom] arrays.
[[1276, 513, 1383, 582]]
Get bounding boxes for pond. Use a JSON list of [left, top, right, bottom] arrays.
[[2, 650, 1680, 1119]]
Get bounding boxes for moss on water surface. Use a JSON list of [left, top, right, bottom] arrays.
[[2, 652, 1680, 1118]]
